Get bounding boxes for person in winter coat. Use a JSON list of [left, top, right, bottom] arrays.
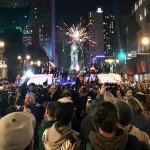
[[89, 101, 148, 150], [42, 97, 80, 150], [116, 100, 150, 148], [38, 102, 57, 150]]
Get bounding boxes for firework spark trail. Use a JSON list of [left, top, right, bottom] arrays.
[[57, 21, 96, 66], [57, 21, 96, 46]]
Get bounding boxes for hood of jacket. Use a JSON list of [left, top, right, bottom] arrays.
[[43, 123, 80, 150], [89, 128, 128, 150]]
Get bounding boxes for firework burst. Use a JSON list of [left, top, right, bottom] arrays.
[[57, 21, 95, 45], [57, 20, 96, 67]]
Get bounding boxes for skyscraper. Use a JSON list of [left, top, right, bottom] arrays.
[[88, 7, 116, 63], [26, 0, 56, 64], [0, 0, 56, 79]]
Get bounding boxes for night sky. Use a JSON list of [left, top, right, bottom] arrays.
[[56, 0, 125, 25]]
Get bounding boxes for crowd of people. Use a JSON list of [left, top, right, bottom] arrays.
[[0, 74, 150, 150]]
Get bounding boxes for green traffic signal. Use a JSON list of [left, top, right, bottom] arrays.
[[117, 50, 126, 61]]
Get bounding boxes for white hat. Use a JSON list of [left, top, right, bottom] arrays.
[[0, 112, 36, 150], [58, 97, 73, 103]]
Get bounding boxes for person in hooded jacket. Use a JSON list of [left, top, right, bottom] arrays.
[[38, 101, 57, 150], [42, 97, 80, 150], [89, 101, 148, 150]]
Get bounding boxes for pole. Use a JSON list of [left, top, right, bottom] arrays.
[[124, 54, 127, 81]]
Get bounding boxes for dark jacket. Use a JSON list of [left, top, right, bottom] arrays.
[[89, 128, 149, 150], [132, 112, 150, 137], [89, 128, 128, 150], [80, 115, 97, 150]]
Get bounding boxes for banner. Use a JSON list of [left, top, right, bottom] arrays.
[[137, 61, 142, 73], [126, 65, 134, 75], [140, 60, 147, 73]]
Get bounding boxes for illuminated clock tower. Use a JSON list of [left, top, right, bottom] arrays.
[[70, 44, 79, 70]]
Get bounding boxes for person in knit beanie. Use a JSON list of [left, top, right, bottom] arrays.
[[116, 100, 150, 147]]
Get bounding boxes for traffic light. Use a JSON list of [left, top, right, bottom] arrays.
[[117, 50, 126, 61]]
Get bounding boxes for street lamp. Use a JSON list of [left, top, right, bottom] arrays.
[[26, 55, 30, 60], [116, 59, 119, 63], [128, 53, 132, 57], [37, 60, 41, 66], [17, 56, 22, 60], [0, 41, 4, 48], [141, 37, 149, 45]]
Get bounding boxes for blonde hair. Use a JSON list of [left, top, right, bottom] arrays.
[[104, 91, 115, 103]]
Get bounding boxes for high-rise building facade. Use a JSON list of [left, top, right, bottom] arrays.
[[26, 0, 56, 64], [0, 0, 56, 79], [88, 7, 116, 63], [88, 7, 104, 63], [121, 0, 150, 81], [103, 14, 115, 56], [0, 0, 56, 63]]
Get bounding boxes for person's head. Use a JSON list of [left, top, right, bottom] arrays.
[[86, 99, 95, 114], [91, 63, 95, 67], [127, 97, 144, 114], [135, 92, 147, 106], [0, 112, 36, 150], [93, 101, 118, 134], [116, 101, 133, 127], [91, 85, 99, 94], [24, 92, 36, 107], [115, 89, 122, 97], [56, 97, 74, 126], [79, 75, 84, 82], [44, 102, 58, 121], [48, 85, 57, 94], [124, 89, 132, 98], [61, 91, 72, 99], [28, 83, 36, 94], [104, 91, 115, 103], [79, 86, 88, 95]]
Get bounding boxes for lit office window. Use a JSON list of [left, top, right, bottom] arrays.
[[144, 8, 147, 17], [139, 0, 142, 6], [135, 3, 138, 11], [140, 14, 143, 21]]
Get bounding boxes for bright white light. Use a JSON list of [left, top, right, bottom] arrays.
[[17, 56, 21, 60], [21, 76, 26, 80], [142, 37, 149, 45], [128, 53, 131, 57], [116, 59, 119, 63], [26, 55, 30, 60], [96, 8, 103, 13], [25, 70, 34, 78], [30, 61, 34, 65], [75, 64, 80, 72], [72, 45, 77, 51], [135, 74, 138, 81], [37, 60, 41, 66], [105, 59, 113, 64], [74, 31, 80, 39], [0, 41, 4, 47]]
